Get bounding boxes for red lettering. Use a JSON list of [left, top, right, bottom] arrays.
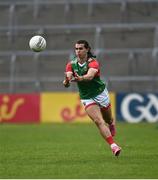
[[60, 99, 87, 122]]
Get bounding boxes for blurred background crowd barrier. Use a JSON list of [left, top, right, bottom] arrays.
[[0, 0, 157, 123]]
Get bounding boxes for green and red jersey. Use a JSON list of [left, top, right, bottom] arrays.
[[65, 57, 106, 99]]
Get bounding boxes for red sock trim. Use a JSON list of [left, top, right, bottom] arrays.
[[106, 136, 114, 145]]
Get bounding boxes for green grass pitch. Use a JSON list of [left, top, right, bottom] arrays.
[[0, 122, 158, 178]]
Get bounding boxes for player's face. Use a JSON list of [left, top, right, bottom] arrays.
[[75, 43, 88, 59]]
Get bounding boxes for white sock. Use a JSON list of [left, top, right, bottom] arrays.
[[111, 143, 117, 148]]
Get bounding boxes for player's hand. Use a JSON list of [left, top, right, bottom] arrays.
[[63, 79, 70, 87], [74, 72, 84, 82], [63, 73, 71, 87]]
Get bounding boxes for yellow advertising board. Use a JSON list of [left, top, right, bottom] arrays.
[[41, 92, 116, 123]]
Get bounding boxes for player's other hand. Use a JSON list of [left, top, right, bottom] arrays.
[[63, 79, 70, 87]]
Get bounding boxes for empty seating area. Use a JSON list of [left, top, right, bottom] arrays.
[[0, 0, 158, 93], [4, 1, 158, 25]]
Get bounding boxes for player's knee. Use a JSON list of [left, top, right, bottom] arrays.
[[94, 118, 105, 127]]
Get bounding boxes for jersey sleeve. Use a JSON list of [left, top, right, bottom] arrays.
[[65, 62, 72, 72], [88, 60, 99, 70]]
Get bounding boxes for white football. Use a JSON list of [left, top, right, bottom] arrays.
[[29, 35, 46, 52]]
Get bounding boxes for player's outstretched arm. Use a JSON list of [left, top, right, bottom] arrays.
[[63, 72, 73, 88], [74, 68, 98, 81]]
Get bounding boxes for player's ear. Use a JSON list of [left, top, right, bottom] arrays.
[[87, 47, 90, 53]]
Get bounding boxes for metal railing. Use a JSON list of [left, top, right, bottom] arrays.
[[0, 48, 157, 92]]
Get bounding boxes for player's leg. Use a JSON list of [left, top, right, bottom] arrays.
[[86, 104, 112, 138], [85, 104, 121, 156], [93, 88, 116, 136], [101, 105, 116, 137]]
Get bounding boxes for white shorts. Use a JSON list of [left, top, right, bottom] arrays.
[[81, 88, 111, 109]]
